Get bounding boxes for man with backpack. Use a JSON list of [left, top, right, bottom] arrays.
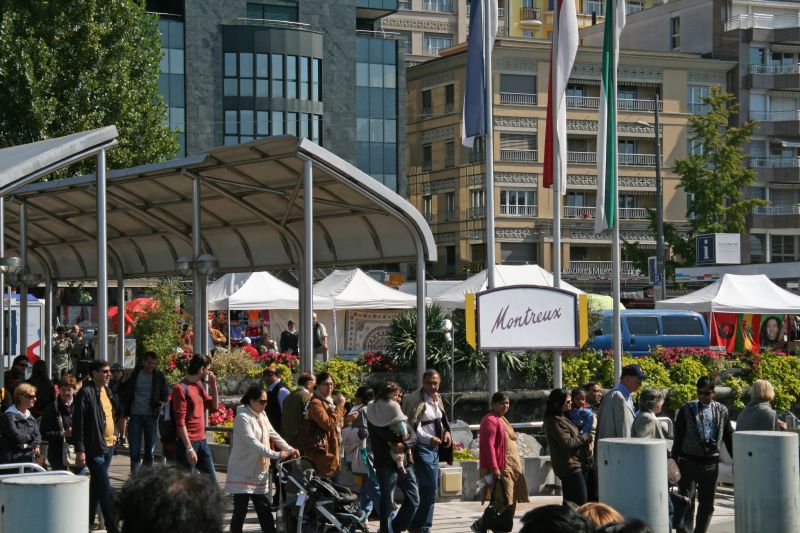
[[172, 354, 219, 480], [121, 351, 169, 472]]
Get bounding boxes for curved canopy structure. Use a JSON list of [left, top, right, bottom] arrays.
[[6, 136, 436, 281]]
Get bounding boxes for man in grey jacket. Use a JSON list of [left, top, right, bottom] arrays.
[[595, 364, 646, 442]]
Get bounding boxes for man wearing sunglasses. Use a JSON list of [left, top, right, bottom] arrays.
[[73, 359, 120, 533], [672, 376, 734, 533]]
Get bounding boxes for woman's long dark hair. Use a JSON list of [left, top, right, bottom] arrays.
[[240, 384, 265, 406], [545, 388, 569, 418]]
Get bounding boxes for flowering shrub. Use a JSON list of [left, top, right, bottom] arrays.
[[357, 351, 397, 373], [253, 351, 300, 369], [209, 404, 236, 445], [161, 351, 193, 385], [651, 346, 732, 375]]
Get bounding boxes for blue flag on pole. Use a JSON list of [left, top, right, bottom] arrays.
[[461, 0, 498, 149]]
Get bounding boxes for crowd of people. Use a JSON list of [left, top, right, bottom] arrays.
[[0, 345, 790, 533]]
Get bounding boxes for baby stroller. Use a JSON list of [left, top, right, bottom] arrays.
[[276, 457, 368, 533]]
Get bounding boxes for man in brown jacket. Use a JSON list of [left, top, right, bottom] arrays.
[[281, 372, 315, 447]]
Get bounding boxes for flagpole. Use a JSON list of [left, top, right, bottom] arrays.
[[611, 0, 623, 382], [484, 0, 498, 402], [551, 0, 563, 390]]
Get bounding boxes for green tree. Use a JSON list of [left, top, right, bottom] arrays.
[[0, 0, 178, 175], [132, 278, 182, 363], [624, 86, 766, 272]]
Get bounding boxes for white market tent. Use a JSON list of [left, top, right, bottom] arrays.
[[433, 264, 585, 309], [207, 271, 332, 310], [655, 273, 800, 313], [313, 268, 417, 309]]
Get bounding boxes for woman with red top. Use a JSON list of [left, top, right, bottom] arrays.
[[473, 392, 529, 533]]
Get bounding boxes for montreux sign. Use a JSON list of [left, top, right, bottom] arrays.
[[476, 286, 579, 351]]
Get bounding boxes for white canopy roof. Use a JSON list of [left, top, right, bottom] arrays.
[[655, 273, 800, 314], [433, 265, 585, 308], [313, 269, 418, 309], [207, 271, 332, 311]]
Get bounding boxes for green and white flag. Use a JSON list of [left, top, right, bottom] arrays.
[[595, 0, 626, 233]]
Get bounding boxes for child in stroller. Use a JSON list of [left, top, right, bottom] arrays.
[[276, 456, 368, 533]]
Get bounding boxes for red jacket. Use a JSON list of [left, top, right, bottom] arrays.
[[479, 412, 506, 472], [242, 344, 259, 359]]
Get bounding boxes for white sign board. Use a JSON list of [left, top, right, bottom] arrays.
[[696, 233, 741, 265], [476, 286, 578, 351]]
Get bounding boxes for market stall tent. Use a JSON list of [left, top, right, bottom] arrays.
[[207, 271, 332, 311], [433, 264, 584, 309], [655, 274, 800, 314], [313, 269, 417, 309]]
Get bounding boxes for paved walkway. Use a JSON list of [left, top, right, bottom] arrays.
[[104, 452, 734, 532]]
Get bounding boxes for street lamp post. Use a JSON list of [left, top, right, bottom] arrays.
[[638, 94, 667, 301], [0, 257, 23, 391]]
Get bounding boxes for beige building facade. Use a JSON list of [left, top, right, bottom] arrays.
[[406, 37, 735, 290]]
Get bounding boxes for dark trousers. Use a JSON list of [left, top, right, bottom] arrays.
[[677, 458, 719, 533], [88, 447, 119, 533], [559, 471, 588, 506], [376, 465, 420, 533], [127, 414, 158, 472], [176, 439, 217, 481], [230, 493, 275, 533], [586, 465, 599, 502]]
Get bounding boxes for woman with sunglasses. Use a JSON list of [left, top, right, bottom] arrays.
[[0, 382, 41, 464], [225, 384, 298, 533]]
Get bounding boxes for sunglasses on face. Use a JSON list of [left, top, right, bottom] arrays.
[[100, 369, 112, 374], [258, 399, 268, 405], [264, 372, 275, 377], [25, 394, 36, 400]]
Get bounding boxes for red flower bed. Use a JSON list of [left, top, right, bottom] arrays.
[[358, 351, 397, 373]]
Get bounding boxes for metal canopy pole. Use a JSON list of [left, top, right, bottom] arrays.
[[44, 279, 53, 378], [117, 275, 125, 365], [484, 0, 498, 403], [416, 242, 426, 387], [192, 177, 201, 354], [200, 274, 209, 356], [19, 203, 27, 359], [302, 160, 314, 373], [97, 150, 108, 361], [654, 94, 666, 301]]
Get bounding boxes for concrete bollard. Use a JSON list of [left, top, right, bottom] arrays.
[[0, 474, 89, 532], [598, 438, 669, 533], [734, 431, 800, 533]]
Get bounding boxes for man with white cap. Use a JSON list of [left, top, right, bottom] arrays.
[[240, 337, 258, 359]]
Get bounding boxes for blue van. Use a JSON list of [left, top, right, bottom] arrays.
[[586, 310, 710, 355]]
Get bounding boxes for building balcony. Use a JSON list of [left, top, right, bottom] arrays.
[[469, 206, 486, 218], [422, 0, 453, 13], [562, 206, 649, 219], [500, 92, 537, 105], [565, 96, 661, 111], [749, 157, 800, 181], [500, 149, 537, 162], [567, 151, 657, 167], [500, 205, 538, 216], [748, 64, 800, 75], [748, 156, 800, 168], [750, 110, 800, 136], [744, 66, 800, 90], [750, 204, 800, 229], [725, 13, 800, 31], [562, 260, 644, 278], [567, 151, 597, 165], [518, 7, 542, 30]]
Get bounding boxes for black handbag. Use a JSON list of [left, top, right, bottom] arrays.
[[480, 479, 514, 533], [670, 488, 690, 531]]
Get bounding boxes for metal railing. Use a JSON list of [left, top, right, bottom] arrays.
[[725, 13, 800, 31], [566, 96, 662, 111], [748, 63, 800, 75], [568, 151, 597, 164], [500, 205, 538, 216], [688, 103, 711, 114], [563, 206, 595, 218], [465, 418, 674, 439], [620, 207, 650, 219], [620, 153, 658, 166], [422, 0, 453, 13], [236, 18, 311, 30], [520, 6, 542, 22], [567, 95, 600, 109], [752, 204, 800, 215], [469, 206, 486, 218], [563, 260, 644, 277], [500, 149, 537, 161], [445, 209, 458, 221], [749, 109, 800, 121], [748, 156, 800, 168], [423, 45, 450, 56], [500, 92, 537, 105]]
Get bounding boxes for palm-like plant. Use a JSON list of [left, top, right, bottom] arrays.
[[387, 304, 451, 372]]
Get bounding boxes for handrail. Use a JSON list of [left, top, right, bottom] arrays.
[[0, 463, 47, 475]]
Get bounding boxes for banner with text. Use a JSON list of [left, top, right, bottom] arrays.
[[476, 286, 579, 351]]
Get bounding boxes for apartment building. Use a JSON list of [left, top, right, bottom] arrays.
[[406, 36, 734, 290], [148, 0, 405, 192], [582, 0, 800, 265], [379, 0, 663, 67]]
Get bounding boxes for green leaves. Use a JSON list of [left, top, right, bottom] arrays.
[[131, 277, 182, 365], [0, 0, 178, 176]]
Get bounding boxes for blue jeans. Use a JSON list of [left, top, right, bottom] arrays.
[[176, 439, 217, 481], [127, 414, 158, 472], [358, 473, 382, 517], [88, 447, 118, 533], [410, 444, 439, 532], [376, 465, 419, 533]]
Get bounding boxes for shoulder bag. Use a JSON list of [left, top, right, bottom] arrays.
[[56, 407, 77, 468], [480, 478, 514, 533]]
